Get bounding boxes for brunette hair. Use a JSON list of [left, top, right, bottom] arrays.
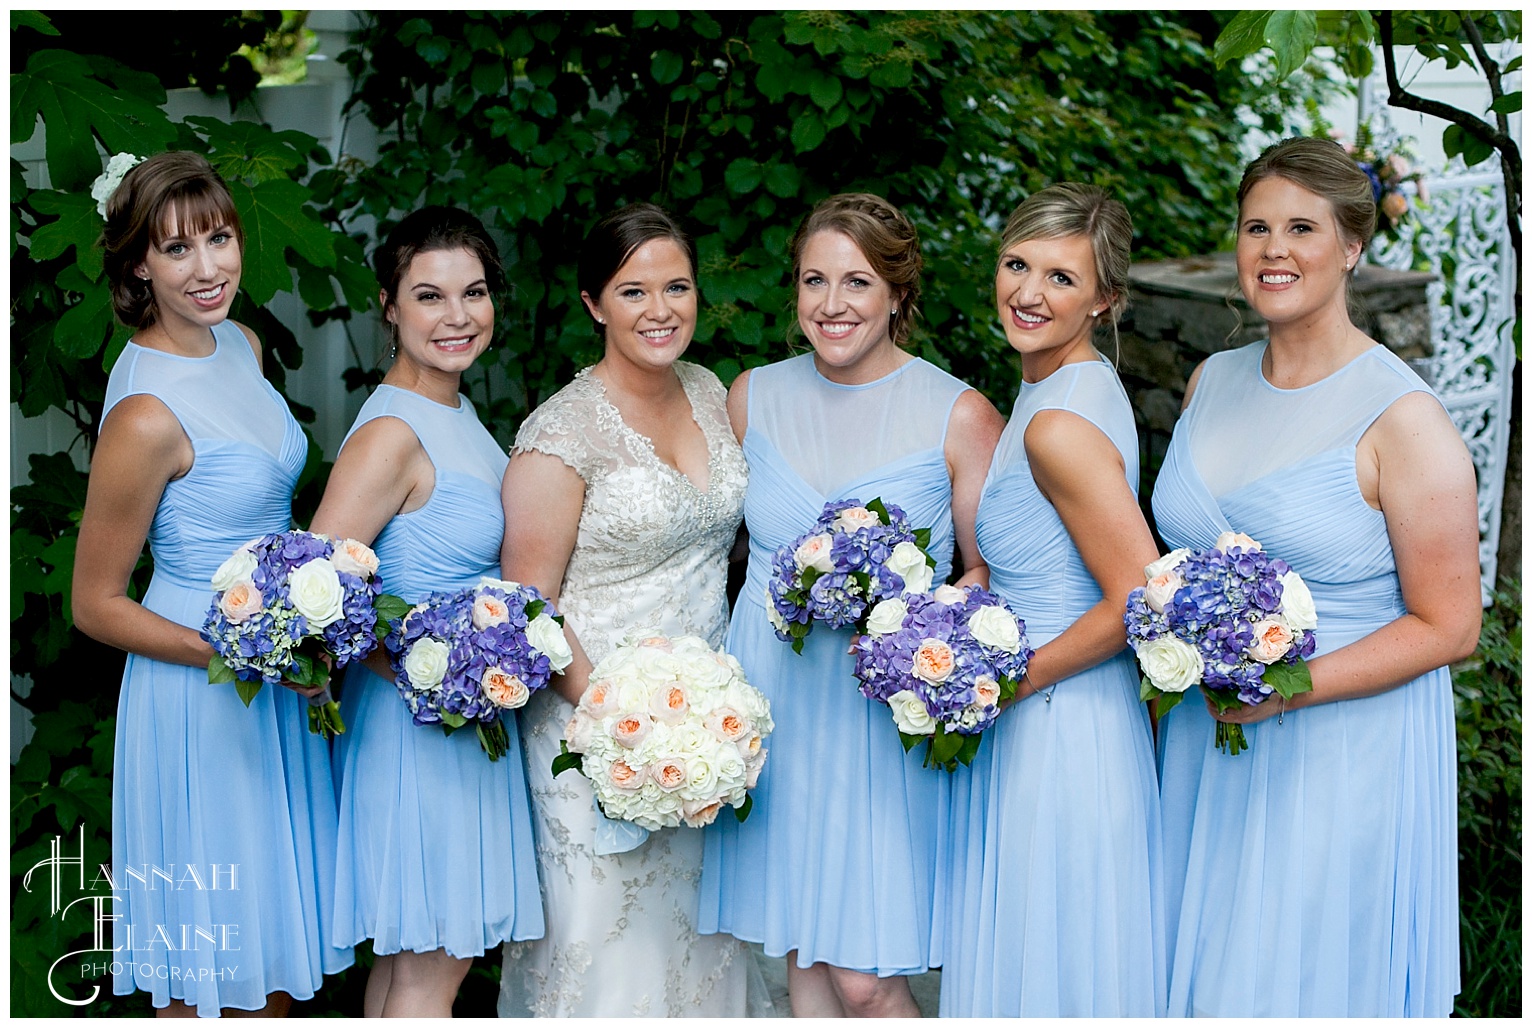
[[1237, 136, 1377, 251], [999, 182, 1133, 324], [99, 151, 244, 329], [788, 193, 922, 347], [577, 203, 698, 334], [374, 206, 506, 327]]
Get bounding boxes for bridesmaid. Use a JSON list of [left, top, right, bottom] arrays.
[[73, 151, 351, 1015], [1154, 137, 1480, 1016], [309, 207, 543, 1016], [936, 183, 1165, 1016], [699, 193, 1004, 1016]]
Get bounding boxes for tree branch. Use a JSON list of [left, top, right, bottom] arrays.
[[1461, 13, 1510, 139]]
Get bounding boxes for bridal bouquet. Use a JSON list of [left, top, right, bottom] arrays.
[[387, 578, 574, 760], [554, 633, 773, 830], [853, 583, 1033, 771], [1124, 531, 1318, 755], [203, 530, 409, 738], [766, 497, 936, 652]]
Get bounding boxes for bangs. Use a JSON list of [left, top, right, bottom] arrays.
[[151, 180, 243, 248]]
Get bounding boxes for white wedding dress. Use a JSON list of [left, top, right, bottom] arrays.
[[497, 362, 771, 1017]]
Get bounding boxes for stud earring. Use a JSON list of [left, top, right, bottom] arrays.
[[890, 306, 898, 315], [1090, 309, 1101, 318], [596, 317, 605, 324]]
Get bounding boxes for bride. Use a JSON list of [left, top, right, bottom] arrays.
[[496, 203, 767, 1016]]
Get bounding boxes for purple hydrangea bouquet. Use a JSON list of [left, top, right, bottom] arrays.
[[1124, 531, 1318, 755], [387, 577, 574, 760], [203, 531, 410, 738], [853, 583, 1033, 772], [766, 497, 936, 653]]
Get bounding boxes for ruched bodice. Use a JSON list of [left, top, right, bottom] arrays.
[[1151, 340, 1458, 1017], [106, 319, 350, 1012], [976, 358, 1138, 641]]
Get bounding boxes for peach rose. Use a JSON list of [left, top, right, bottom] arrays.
[[219, 580, 263, 623], [704, 706, 751, 744], [481, 667, 530, 709], [564, 712, 595, 753], [737, 731, 762, 759], [1144, 570, 1183, 614], [648, 684, 691, 725], [912, 638, 956, 684], [608, 759, 645, 791], [1213, 531, 1262, 554], [650, 757, 688, 792], [832, 506, 881, 533], [638, 635, 673, 652], [744, 749, 768, 788], [1380, 191, 1408, 222], [472, 594, 511, 630], [580, 680, 618, 719], [610, 712, 654, 748], [681, 799, 723, 828], [793, 533, 835, 573], [1247, 618, 1295, 664], [973, 675, 1000, 708], [330, 538, 380, 578]]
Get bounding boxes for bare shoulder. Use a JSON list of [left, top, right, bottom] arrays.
[[1181, 359, 1209, 411], [947, 386, 1005, 443], [1368, 389, 1473, 473], [726, 367, 753, 442], [230, 319, 263, 364], [1024, 407, 1125, 489], [98, 392, 189, 454], [335, 414, 426, 470]]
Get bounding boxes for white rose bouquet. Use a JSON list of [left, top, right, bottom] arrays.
[[853, 584, 1033, 772], [386, 578, 573, 760], [766, 497, 937, 653], [554, 633, 773, 830], [203, 530, 410, 738], [1124, 532, 1318, 755]]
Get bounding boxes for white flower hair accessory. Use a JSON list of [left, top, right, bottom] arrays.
[[90, 153, 146, 218]]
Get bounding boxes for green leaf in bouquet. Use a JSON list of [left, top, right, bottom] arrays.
[[913, 527, 933, 552], [477, 720, 508, 762], [930, 724, 964, 767], [1151, 687, 1187, 717], [1263, 656, 1313, 700], [524, 598, 546, 620], [800, 565, 822, 589], [373, 591, 412, 625], [789, 621, 810, 655], [865, 497, 891, 523], [955, 732, 982, 767], [732, 793, 754, 823], [551, 740, 585, 777], [289, 649, 331, 690], [999, 674, 1019, 704], [1203, 687, 1246, 715], [234, 679, 263, 707], [207, 653, 237, 685], [897, 730, 922, 753]]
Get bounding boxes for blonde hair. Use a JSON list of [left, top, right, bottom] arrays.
[[789, 193, 923, 348], [998, 182, 1132, 322]]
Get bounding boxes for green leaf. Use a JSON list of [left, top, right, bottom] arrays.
[[1152, 688, 1186, 717], [809, 74, 843, 111], [235, 678, 262, 707], [186, 117, 313, 185], [651, 50, 684, 85], [1489, 91, 1521, 116], [1461, 132, 1496, 167], [897, 730, 921, 753], [12, 11, 59, 34], [11, 50, 175, 190], [28, 190, 104, 279], [913, 528, 932, 551], [1266, 10, 1319, 81], [763, 162, 801, 198], [931, 725, 964, 763], [207, 654, 237, 685], [1442, 123, 1466, 159], [374, 591, 412, 625], [51, 279, 114, 359], [1213, 11, 1272, 69], [865, 497, 890, 522], [441, 711, 468, 729], [227, 178, 336, 305], [791, 110, 826, 152], [1263, 656, 1314, 700], [732, 792, 753, 822], [551, 743, 584, 777], [723, 157, 762, 195]]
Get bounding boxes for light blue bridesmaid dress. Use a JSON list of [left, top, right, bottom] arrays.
[[330, 385, 543, 959], [107, 319, 353, 1013], [936, 358, 1165, 1016], [1153, 341, 1459, 1017], [699, 353, 968, 977]]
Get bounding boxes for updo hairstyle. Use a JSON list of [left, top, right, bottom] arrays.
[[374, 206, 506, 332], [577, 203, 698, 335], [788, 193, 923, 348], [1236, 136, 1377, 251], [998, 182, 1133, 324], [99, 151, 244, 329]]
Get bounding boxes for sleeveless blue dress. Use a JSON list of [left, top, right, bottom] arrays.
[[699, 354, 968, 976], [937, 359, 1165, 1016], [107, 320, 352, 1013], [329, 385, 543, 959], [1153, 342, 1459, 1017]]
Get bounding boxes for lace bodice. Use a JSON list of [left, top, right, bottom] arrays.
[[512, 361, 748, 662]]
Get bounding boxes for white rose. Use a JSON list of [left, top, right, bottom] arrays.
[[331, 538, 381, 579], [1144, 548, 1191, 581], [288, 558, 345, 629], [932, 584, 966, 605], [1136, 636, 1204, 694], [1213, 531, 1262, 554], [565, 712, 597, 753], [1279, 571, 1318, 631], [526, 613, 574, 671], [968, 604, 1021, 653], [793, 533, 836, 573], [211, 549, 258, 592], [832, 506, 882, 533], [403, 637, 451, 692], [766, 587, 790, 634], [888, 690, 938, 735], [865, 597, 909, 636], [886, 541, 933, 594], [1144, 570, 1183, 614]]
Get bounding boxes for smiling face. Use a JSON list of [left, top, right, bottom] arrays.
[[583, 237, 697, 374], [1236, 175, 1363, 331], [796, 229, 903, 382], [135, 208, 242, 337], [993, 233, 1105, 378], [386, 247, 495, 382]]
